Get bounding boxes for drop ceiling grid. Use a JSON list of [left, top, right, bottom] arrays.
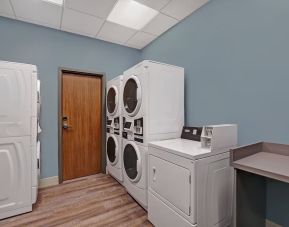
[[61, 8, 105, 38], [2, 0, 210, 49], [10, 0, 63, 29]]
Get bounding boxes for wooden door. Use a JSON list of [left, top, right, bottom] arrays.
[[61, 73, 102, 181]]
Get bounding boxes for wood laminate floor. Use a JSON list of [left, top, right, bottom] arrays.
[[0, 174, 152, 227]]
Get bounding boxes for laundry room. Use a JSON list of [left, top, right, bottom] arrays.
[[0, 0, 289, 227]]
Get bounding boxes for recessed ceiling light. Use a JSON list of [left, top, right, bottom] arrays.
[[107, 0, 158, 30], [42, 0, 63, 6]]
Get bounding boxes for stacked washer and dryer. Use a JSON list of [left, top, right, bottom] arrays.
[[106, 61, 184, 209], [106, 75, 124, 183], [121, 60, 184, 209], [0, 61, 41, 219]]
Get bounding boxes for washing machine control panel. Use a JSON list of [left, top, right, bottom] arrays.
[[113, 117, 120, 135], [123, 120, 134, 140], [134, 118, 143, 143], [123, 117, 144, 143], [107, 118, 113, 133]]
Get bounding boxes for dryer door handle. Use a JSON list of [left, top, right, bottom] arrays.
[[152, 167, 156, 182]]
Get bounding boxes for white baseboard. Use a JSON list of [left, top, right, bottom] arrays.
[[39, 176, 59, 188], [266, 219, 282, 227]]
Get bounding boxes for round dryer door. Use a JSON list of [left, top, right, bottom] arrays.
[[107, 135, 119, 165], [107, 86, 118, 116], [123, 76, 141, 117], [123, 142, 141, 182]]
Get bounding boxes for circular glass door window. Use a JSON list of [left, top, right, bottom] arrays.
[[123, 144, 140, 180], [107, 136, 117, 164], [107, 87, 117, 114], [123, 78, 139, 115]]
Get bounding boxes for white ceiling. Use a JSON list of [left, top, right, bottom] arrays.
[[0, 0, 209, 49]]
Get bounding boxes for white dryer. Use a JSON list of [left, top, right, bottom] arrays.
[[122, 60, 184, 209], [0, 61, 39, 219], [106, 75, 123, 182], [147, 125, 238, 227], [122, 60, 184, 145], [122, 138, 148, 208]]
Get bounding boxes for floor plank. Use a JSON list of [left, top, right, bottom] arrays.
[[0, 174, 152, 227]]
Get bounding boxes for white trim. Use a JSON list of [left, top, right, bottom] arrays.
[[266, 219, 282, 227], [39, 176, 59, 188]]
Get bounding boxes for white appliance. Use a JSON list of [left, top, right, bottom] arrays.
[[122, 60, 184, 145], [106, 75, 123, 182], [34, 79, 41, 203], [122, 138, 148, 208], [0, 61, 40, 219], [122, 60, 184, 209], [148, 124, 238, 227]]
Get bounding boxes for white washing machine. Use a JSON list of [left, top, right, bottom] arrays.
[[0, 61, 39, 219], [122, 60, 184, 209], [122, 60, 184, 146], [147, 125, 238, 227], [106, 133, 123, 182], [122, 138, 148, 208], [106, 75, 123, 183]]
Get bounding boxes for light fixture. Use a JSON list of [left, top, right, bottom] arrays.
[[107, 0, 158, 30], [42, 0, 63, 6]]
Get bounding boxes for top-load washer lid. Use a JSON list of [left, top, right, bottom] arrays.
[[107, 135, 119, 165], [123, 76, 142, 117], [123, 141, 142, 182], [149, 138, 211, 160], [107, 85, 119, 116]]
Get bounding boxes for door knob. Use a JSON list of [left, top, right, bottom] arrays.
[[62, 116, 72, 130], [63, 122, 70, 129]]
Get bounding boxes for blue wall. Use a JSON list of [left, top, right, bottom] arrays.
[[142, 0, 289, 146], [141, 0, 289, 225], [0, 17, 141, 179]]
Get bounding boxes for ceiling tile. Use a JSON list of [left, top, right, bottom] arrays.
[[142, 13, 178, 36], [126, 31, 156, 49], [0, 0, 15, 19], [65, 0, 117, 18], [134, 0, 171, 10], [11, 0, 62, 29], [97, 21, 136, 45], [161, 0, 209, 20], [61, 8, 104, 37]]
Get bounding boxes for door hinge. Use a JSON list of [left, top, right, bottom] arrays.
[[189, 175, 191, 184], [189, 206, 191, 215]]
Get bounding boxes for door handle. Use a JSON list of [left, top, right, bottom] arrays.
[[63, 122, 72, 129], [62, 116, 72, 130], [152, 167, 156, 182]]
